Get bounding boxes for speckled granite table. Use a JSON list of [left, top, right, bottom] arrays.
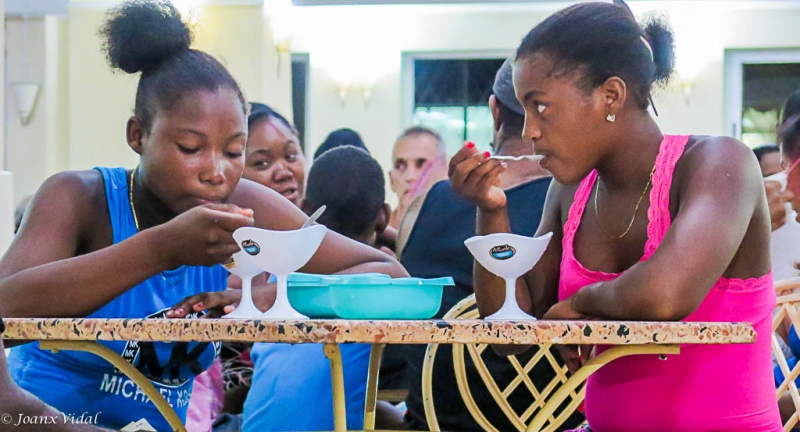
[[1, 318, 756, 345], [1, 319, 757, 432]]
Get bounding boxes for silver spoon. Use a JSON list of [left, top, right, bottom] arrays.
[[490, 155, 545, 162], [301, 205, 326, 229]]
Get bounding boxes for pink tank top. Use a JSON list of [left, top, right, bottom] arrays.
[[559, 135, 781, 431]]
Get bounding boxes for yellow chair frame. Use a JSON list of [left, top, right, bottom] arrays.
[[773, 277, 800, 432], [422, 295, 585, 432]]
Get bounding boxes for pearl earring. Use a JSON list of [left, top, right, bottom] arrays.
[[606, 113, 616, 123]]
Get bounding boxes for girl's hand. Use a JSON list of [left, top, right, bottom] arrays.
[[543, 296, 587, 321], [449, 142, 507, 212], [154, 203, 255, 268], [552, 344, 593, 374], [766, 180, 794, 231], [167, 289, 241, 318], [168, 274, 276, 318], [544, 296, 593, 373]]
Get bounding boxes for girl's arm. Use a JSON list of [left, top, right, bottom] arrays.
[[566, 137, 769, 321], [230, 179, 408, 278], [0, 171, 253, 318]]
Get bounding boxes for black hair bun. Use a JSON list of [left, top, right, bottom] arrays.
[[100, 0, 192, 74], [643, 17, 675, 84]]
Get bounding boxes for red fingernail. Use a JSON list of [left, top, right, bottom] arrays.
[[484, 151, 491, 158], [466, 142, 475, 149]]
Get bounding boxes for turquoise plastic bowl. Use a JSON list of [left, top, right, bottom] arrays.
[[287, 273, 453, 319], [286, 273, 338, 318]]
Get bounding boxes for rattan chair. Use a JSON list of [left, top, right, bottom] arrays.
[[421, 294, 585, 432], [774, 277, 800, 431]]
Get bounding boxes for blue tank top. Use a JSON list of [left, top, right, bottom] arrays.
[[8, 167, 227, 431]]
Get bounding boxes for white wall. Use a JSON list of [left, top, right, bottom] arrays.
[[44, 15, 70, 177], [5, 17, 46, 204], [65, 3, 291, 173], [6, 1, 800, 208], [284, 1, 800, 196]]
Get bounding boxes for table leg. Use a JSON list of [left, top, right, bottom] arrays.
[[39, 340, 186, 432], [324, 343, 347, 432], [421, 342, 442, 432], [526, 344, 680, 432], [363, 343, 385, 430]]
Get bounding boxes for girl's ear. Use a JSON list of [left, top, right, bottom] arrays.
[[375, 203, 391, 233], [127, 116, 146, 155], [599, 76, 627, 122]]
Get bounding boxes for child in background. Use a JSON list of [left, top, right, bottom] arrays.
[[242, 145, 395, 431]]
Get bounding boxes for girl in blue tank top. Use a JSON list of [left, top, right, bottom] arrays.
[[0, 2, 407, 430]]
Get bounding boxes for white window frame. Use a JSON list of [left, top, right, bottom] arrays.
[[724, 48, 800, 139], [401, 51, 511, 128]]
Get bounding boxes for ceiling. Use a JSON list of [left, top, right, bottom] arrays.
[[292, 0, 800, 5], [6, 0, 68, 16]]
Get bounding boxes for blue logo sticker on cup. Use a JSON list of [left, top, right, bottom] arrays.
[[241, 239, 260, 256], [490, 244, 516, 260]]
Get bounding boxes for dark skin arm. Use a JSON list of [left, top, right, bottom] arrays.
[[546, 137, 770, 321], [229, 179, 407, 277], [0, 171, 254, 318], [1, 170, 406, 320], [169, 179, 409, 317]]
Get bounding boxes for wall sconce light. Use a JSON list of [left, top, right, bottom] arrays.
[[678, 80, 694, 104], [336, 84, 374, 108], [275, 37, 292, 55], [12, 14, 42, 126], [12, 82, 41, 125], [674, 34, 714, 105], [338, 86, 349, 106], [266, 0, 294, 77]]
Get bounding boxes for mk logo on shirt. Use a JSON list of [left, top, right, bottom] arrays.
[[119, 308, 221, 387]]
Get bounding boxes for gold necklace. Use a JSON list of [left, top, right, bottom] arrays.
[[128, 168, 186, 284], [129, 169, 140, 231], [593, 161, 657, 239]]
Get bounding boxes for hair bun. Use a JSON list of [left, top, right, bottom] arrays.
[[643, 18, 675, 84], [100, 0, 192, 74]]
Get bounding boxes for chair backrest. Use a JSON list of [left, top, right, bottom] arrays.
[[422, 294, 584, 432], [773, 277, 800, 431]]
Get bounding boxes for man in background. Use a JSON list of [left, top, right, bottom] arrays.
[[387, 126, 448, 230]]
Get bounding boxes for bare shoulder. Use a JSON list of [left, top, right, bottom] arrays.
[[28, 170, 107, 222], [2, 170, 108, 278], [676, 135, 763, 199], [682, 135, 759, 171]]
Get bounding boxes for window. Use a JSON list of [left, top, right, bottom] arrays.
[[724, 49, 800, 148], [741, 63, 800, 147], [406, 55, 506, 154]]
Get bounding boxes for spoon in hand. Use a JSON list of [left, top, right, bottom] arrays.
[[490, 155, 545, 162]]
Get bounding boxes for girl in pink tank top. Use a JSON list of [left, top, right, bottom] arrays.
[[559, 135, 780, 431], [447, 1, 782, 431]]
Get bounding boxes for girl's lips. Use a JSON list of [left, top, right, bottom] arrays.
[[538, 155, 550, 168], [280, 188, 299, 202]]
